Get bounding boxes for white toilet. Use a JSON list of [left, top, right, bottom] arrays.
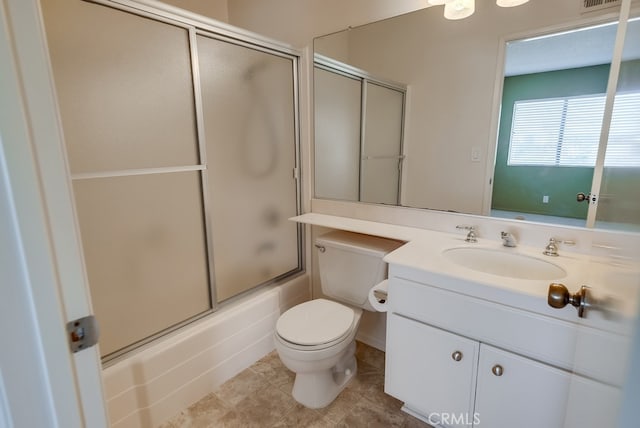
[[274, 230, 401, 408]]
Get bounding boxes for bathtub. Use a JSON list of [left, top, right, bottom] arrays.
[[102, 274, 310, 427]]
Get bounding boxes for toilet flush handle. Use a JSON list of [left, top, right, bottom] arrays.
[[314, 244, 326, 253]]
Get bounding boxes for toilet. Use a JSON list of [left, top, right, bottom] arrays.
[[274, 230, 402, 408]]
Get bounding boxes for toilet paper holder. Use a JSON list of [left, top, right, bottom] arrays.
[[372, 289, 387, 304], [368, 279, 389, 312]]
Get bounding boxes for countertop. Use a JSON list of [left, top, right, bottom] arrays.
[[291, 213, 639, 333]]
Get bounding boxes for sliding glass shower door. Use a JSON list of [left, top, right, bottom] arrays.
[[197, 34, 300, 302], [42, 0, 301, 360], [43, 0, 211, 358]]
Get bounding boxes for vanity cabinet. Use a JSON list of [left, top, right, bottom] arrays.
[[384, 273, 622, 428], [386, 313, 571, 428]]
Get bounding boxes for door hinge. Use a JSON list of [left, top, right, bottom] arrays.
[[66, 315, 99, 353], [293, 167, 299, 180]]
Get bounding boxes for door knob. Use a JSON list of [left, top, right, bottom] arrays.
[[576, 192, 597, 203], [547, 283, 591, 318], [452, 351, 463, 362]]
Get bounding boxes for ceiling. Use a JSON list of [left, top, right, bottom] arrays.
[[505, 18, 640, 76]]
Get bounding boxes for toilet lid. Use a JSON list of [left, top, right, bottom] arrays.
[[276, 299, 355, 346]]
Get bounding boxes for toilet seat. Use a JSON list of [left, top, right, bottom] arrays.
[[276, 299, 355, 350]]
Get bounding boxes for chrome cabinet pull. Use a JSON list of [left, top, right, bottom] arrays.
[[492, 365, 504, 376], [451, 351, 463, 362]]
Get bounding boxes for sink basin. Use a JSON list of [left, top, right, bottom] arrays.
[[442, 247, 566, 280]]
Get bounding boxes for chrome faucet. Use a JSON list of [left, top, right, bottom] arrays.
[[501, 231, 517, 247], [543, 238, 559, 257], [456, 225, 477, 243]]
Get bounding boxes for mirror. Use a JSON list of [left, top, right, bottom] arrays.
[[313, 1, 640, 230]]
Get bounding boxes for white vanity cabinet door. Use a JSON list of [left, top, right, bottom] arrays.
[[474, 344, 571, 428], [385, 313, 479, 428]]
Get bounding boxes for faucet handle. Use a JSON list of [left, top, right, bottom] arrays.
[[543, 237, 576, 257]]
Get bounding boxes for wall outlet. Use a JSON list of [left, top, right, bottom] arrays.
[[542, 195, 549, 203]]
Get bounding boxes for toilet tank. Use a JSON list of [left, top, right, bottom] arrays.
[[315, 230, 403, 310]]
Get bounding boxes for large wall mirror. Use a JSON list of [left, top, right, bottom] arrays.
[[313, 0, 640, 231]]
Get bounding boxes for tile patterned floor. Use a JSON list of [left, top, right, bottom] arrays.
[[161, 341, 433, 427]]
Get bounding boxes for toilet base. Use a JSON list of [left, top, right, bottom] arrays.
[[291, 341, 358, 409]]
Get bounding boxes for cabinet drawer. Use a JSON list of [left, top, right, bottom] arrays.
[[385, 313, 478, 428]]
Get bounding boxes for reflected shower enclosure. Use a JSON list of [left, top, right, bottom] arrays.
[[314, 56, 406, 206], [42, 0, 301, 360]]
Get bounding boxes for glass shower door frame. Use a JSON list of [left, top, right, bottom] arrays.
[[192, 27, 304, 304], [67, 0, 304, 361]]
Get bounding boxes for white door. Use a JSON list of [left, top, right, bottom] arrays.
[[0, 0, 108, 426], [553, 2, 640, 427]]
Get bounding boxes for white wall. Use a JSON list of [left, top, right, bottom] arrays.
[[160, 0, 229, 21], [314, 30, 350, 63]]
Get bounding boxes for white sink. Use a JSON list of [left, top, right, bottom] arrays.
[[442, 247, 567, 280]]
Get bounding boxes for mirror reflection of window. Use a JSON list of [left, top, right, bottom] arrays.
[[492, 19, 640, 228], [507, 94, 640, 168]]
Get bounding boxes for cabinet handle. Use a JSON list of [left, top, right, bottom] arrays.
[[451, 351, 463, 362], [492, 364, 504, 376]]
